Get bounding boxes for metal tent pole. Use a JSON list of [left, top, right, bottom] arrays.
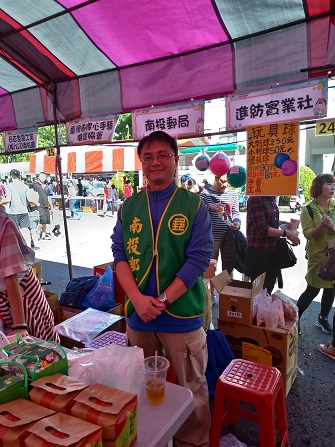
[[51, 82, 73, 279]]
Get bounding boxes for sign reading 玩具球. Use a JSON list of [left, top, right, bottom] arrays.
[[226, 78, 328, 130], [66, 117, 118, 144], [132, 101, 205, 139], [2, 128, 38, 153], [246, 122, 299, 196]]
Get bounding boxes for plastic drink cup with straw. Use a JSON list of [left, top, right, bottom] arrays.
[[144, 353, 170, 404]]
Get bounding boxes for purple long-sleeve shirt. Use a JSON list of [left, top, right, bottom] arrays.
[[111, 181, 213, 333]]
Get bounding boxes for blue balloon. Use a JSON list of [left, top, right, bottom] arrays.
[[274, 153, 290, 168]]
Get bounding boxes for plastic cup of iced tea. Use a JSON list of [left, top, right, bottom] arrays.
[[144, 356, 170, 405]]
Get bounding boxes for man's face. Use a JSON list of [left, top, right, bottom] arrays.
[[215, 176, 228, 191], [140, 140, 178, 190]]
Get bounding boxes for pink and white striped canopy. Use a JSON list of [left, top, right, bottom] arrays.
[[0, 0, 334, 132]]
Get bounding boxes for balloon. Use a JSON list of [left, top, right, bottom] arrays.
[[209, 152, 231, 176], [227, 166, 246, 188], [193, 151, 210, 172], [281, 159, 298, 176], [274, 152, 290, 168]]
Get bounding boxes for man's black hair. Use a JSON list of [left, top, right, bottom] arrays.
[[137, 131, 178, 157]]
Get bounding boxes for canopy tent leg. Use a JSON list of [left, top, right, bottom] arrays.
[[51, 83, 73, 280]]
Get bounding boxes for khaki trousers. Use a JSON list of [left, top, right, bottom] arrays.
[[127, 326, 210, 447]]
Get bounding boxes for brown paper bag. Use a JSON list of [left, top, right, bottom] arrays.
[[24, 412, 102, 447], [70, 383, 137, 447], [0, 398, 54, 447], [29, 373, 90, 413]]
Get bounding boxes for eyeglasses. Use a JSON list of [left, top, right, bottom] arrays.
[[140, 153, 176, 164]]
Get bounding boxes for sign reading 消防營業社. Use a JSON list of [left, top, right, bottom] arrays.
[[226, 78, 328, 130]]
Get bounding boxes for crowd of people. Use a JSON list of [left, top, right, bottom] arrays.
[[0, 130, 335, 446]]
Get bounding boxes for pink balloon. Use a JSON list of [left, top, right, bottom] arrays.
[[209, 152, 231, 176]]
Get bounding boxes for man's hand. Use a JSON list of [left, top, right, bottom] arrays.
[[131, 294, 166, 323]]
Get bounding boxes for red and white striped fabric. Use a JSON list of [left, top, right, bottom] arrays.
[[29, 145, 142, 175], [0, 269, 59, 342]]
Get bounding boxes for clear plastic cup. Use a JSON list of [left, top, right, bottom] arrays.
[[144, 356, 170, 405]]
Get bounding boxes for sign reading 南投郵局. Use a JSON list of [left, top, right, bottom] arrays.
[[226, 78, 328, 130], [132, 101, 205, 139], [2, 128, 38, 153], [246, 122, 299, 196], [66, 117, 118, 145]]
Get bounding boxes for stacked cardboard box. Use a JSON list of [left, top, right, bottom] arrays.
[[211, 271, 298, 395]]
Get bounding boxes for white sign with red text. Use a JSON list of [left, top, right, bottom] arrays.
[[132, 101, 205, 139], [66, 117, 117, 144], [226, 78, 328, 130]]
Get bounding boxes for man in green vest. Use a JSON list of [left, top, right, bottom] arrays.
[[112, 130, 213, 447]]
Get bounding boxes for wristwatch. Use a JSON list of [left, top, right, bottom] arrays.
[[158, 293, 171, 307]]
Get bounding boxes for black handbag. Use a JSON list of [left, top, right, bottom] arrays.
[[276, 238, 297, 269]]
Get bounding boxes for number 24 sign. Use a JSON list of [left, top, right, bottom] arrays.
[[315, 119, 335, 136]]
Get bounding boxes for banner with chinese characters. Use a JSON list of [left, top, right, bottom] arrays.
[[246, 122, 299, 196], [2, 128, 38, 153], [66, 117, 118, 144], [226, 78, 328, 130], [132, 101, 205, 139]]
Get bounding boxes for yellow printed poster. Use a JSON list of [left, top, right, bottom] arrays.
[[246, 122, 299, 196]]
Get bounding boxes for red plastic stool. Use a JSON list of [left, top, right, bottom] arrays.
[[209, 359, 289, 447]]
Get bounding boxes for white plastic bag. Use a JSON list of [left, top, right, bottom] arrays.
[[257, 289, 279, 329], [68, 344, 144, 395], [272, 290, 299, 322]]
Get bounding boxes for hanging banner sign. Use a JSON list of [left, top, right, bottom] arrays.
[[132, 101, 205, 139], [226, 78, 328, 130], [246, 122, 299, 196], [2, 128, 38, 153], [66, 117, 118, 144], [315, 119, 335, 136]]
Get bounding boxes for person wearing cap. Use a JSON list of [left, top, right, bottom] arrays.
[[202, 179, 212, 191], [3, 169, 31, 235]]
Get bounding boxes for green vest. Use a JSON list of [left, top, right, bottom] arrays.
[[122, 187, 205, 318]]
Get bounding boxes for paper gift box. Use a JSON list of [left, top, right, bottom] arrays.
[[5, 340, 68, 382], [24, 412, 103, 447], [0, 363, 28, 403], [70, 383, 137, 447], [29, 373, 90, 413], [0, 398, 55, 447]]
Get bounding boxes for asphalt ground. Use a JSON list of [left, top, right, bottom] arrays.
[[34, 208, 334, 447]]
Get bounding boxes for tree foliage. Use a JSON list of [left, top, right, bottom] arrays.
[[299, 165, 315, 201], [113, 114, 132, 140]]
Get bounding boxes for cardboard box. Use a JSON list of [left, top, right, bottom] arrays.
[[70, 383, 137, 447], [211, 271, 265, 325], [218, 319, 298, 395], [0, 398, 55, 447], [93, 262, 126, 304], [29, 373, 90, 413], [25, 412, 103, 447], [44, 290, 61, 326], [58, 304, 124, 349]]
